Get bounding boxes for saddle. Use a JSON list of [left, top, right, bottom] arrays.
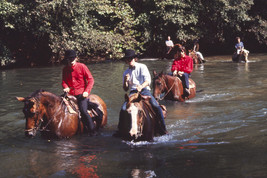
[[62, 95, 102, 119]]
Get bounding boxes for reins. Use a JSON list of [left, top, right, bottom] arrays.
[[158, 75, 177, 100], [28, 93, 66, 132], [39, 93, 67, 132]]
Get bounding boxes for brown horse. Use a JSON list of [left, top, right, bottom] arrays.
[[115, 93, 167, 141], [16, 89, 107, 138], [189, 51, 205, 64], [153, 71, 196, 102], [163, 43, 183, 59]]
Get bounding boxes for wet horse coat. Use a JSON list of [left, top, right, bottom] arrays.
[[16, 89, 107, 138], [116, 93, 166, 141], [153, 71, 196, 102]]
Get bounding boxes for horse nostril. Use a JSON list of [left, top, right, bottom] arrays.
[[25, 131, 35, 138]]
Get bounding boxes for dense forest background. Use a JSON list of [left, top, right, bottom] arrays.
[[0, 0, 266, 68]]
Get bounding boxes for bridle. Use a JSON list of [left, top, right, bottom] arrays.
[[24, 97, 41, 133], [25, 94, 65, 134], [154, 75, 177, 100]]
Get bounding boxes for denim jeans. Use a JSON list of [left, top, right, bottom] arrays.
[[124, 89, 166, 132], [168, 72, 190, 89], [180, 73, 190, 89]]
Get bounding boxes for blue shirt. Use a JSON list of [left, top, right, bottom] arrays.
[[235, 42, 244, 49], [123, 62, 151, 91]]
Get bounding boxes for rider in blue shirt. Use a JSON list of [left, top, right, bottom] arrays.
[[114, 49, 167, 136]]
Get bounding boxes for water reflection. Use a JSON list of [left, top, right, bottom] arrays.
[[72, 155, 99, 178], [1, 54, 267, 177], [131, 169, 156, 178], [26, 140, 80, 177]]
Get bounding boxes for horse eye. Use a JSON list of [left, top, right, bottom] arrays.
[[23, 101, 35, 116], [156, 81, 161, 86]]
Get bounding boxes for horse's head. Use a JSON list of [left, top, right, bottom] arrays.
[[124, 93, 146, 139], [153, 71, 167, 101], [16, 89, 45, 137]]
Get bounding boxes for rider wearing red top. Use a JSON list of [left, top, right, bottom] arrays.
[[62, 62, 94, 96], [171, 46, 193, 95], [62, 50, 96, 136]]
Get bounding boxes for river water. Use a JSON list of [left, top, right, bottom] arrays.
[[0, 54, 267, 177]]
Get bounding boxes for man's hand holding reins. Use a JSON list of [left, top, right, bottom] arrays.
[[83, 92, 89, 98], [63, 87, 70, 93], [123, 74, 130, 91]]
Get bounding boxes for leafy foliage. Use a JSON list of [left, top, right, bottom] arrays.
[[0, 0, 266, 67]]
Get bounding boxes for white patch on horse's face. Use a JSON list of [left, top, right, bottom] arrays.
[[127, 103, 139, 139]]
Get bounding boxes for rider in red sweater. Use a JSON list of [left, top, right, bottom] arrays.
[[171, 46, 193, 95], [62, 50, 96, 136]]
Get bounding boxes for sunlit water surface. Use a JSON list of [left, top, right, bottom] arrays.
[[0, 53, 267, 177]]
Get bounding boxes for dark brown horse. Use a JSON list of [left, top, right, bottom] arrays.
[[153, 71, 196, 102], [115, 93, 167, 141], [163, 43, 183, 59], [16, 89, 107, 138]]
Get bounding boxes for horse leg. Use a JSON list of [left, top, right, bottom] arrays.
[[77, 96, 95, 134]]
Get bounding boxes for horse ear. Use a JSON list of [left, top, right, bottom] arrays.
[[153, 70, 157, 77], [124, 94, 129, 102], [16, 97, 25, 102], [159, 70, 163, 76]]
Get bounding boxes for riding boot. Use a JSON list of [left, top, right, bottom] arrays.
[[94, 108, 103, 130]]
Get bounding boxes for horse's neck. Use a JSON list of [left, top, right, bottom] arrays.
[[40, 95, 65, 119], [141, 99, 156, 118], [164, 75, 177, 88]]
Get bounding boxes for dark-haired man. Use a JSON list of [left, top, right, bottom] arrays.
[[171, 46, 193, 95], [62, 50, 96, 136]]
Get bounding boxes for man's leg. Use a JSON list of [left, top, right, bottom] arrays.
[[180, 73, 190, 95], [77, 95, 95, 134], [141, 90, 167, 135]]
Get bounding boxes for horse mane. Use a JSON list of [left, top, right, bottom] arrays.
[[29, 89, 46, 97], [29, 89, 61, 103], [126, 93, 141, 109]]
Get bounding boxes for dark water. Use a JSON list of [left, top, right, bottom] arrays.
[[1, 54, 267, 177]]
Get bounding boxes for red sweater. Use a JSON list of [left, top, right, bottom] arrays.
[[171, 55, 193, 74], [62, 62, 94, 96]]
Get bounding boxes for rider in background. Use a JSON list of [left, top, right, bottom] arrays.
[[171, 46, 193, 95], [235, 37, 249, 62], [165, 36, 174, 54], [117, 49, 167, 135], [62, 49, 97, 136], [193, 39, 205, 62]]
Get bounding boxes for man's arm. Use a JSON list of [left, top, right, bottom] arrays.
[[123, 74, 129, 91], [62, 67, 70, 92], [83, 64, 94, 96], [136, 81, 149, 92]]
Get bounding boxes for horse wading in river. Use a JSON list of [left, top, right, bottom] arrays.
[[117, 93, 167, 141], [153, 71, 196, 102], [16, 89, 107, 138], [189, 51, 205, 64], [232, 51, 249, 63]]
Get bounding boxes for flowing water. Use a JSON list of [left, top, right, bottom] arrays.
[[0, 54, 267, 178]]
